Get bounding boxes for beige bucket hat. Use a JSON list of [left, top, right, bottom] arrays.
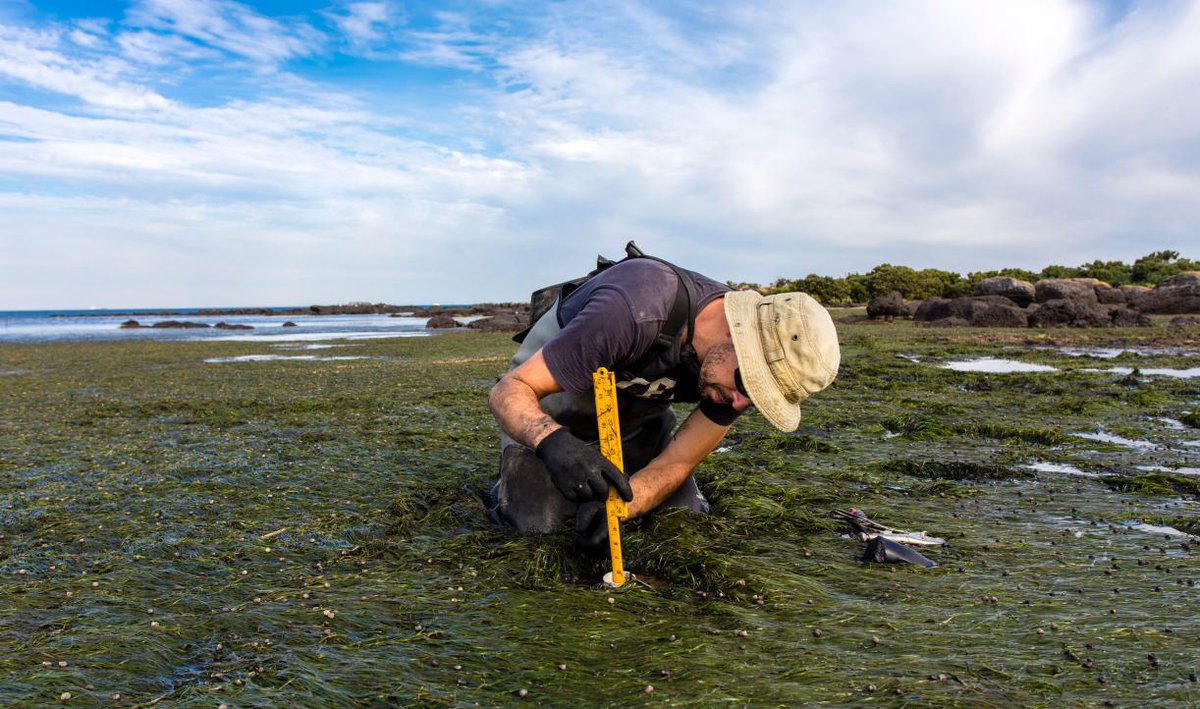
[[724, 291, 840, 431]]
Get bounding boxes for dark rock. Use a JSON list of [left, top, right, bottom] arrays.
[[1137, 271, 1200, 314], [309, 302, 406, 315], [1095, 286, 1126, 305], [282, 321, 298, 327], [425, 315, 461, 329], [214, 322, 253, 330], [119, 320, 142, 329], [1035, 278, 1101, 304], [867, 291, 908, 320], [1121, 285, 1153, 310], [1169, 316, 1200, 327], [974, 277, 1035, 307], [1109, 308, 1151, 327], [1028, 299, 1111, 328], [967, 300, 1028, 327], [466, 312, 530, 333], [913, 297, 954, 322], [916, 296, 1026, 327], [927, 317, 971, 328], [150, 320, 210, 329]]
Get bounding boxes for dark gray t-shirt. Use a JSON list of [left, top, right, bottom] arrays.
[[541, 259, 740, 426]]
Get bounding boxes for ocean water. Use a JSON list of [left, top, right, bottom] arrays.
[[0, 308, 442, 344]]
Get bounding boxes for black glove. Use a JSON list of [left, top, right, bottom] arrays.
[[574, 501, 609, 555], [535, 429, 633, 504]]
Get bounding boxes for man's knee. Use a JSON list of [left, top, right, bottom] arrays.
[[491, 445, 576, 533]]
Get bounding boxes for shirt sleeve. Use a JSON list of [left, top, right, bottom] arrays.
[[541, 285, 662, 393]]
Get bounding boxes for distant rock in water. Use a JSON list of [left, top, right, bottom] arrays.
[[120, 320, 142, 329], [214, 322, 253, 330], [466, 312, 530, 333], [308, 303, 406, 315], [282, 321, 298, 327], [151, 320, 210, 329], [426, 314, 461, 329]]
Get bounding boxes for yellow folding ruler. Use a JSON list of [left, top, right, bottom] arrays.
[[592, 367, 629, 587]]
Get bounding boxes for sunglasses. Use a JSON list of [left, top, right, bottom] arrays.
[[734, 368, 750, 398]]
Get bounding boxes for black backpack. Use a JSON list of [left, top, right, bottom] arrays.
[[513, 241, 700, 368]]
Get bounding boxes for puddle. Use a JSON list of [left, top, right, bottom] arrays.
[[896, 354, 922, 362], [1024, 461, 1097, 477], [272, 343, 359, 350], [1027, 346, 1199, 359], [1120, 521, 1198, 539], [1154, 417, 1187, 430], [204, 355, 376, 363], [1072, 431, 1157, 449], [1090, 367, 1200, 379], [942, 358, 1058, 373], [203, 332, 429, 342], [1135, 465, 1200, 477]]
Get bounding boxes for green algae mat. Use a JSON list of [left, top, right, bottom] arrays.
[[2, 324, 1199, 707]]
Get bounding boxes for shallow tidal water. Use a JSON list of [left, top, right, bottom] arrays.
[[2, 323, 1199, 707]]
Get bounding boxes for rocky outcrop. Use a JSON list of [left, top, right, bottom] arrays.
[[1136, 271, 1200, 314], [1111, 308, 1152, 327], [866, 291, 908, 320], [927, 317, 970, 328], [913, 296, 1026, 327], [1121, 285, 1152, 309], [1095, 285, 1126, 305], [1028, 299, 1110, 328], [425, 315, 461, 329], [973, 277, 1035, 307], [913, 297, 954, 323], [282, 321, 298, 327], [965, 299, 1028, 327], [1034, 278, 1101, 303], [914, 279, 1153, 329], [214, 322, 253, 330], [309, 303, 406, 315], [150, 320, 210, 329], [466, 312, 530, 333], [1170, 316, 1200, 327]]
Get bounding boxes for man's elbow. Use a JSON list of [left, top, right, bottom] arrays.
[[487, 376, 510, 419]]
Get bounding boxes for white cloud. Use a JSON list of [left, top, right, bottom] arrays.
[[126, 0, 325, 65], [2, 0, 1200, 308], [0, 24, 171, 110], [326, 1, 399, 49]]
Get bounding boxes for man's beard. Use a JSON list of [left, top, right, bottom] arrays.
[[698, 342, 736, 405]]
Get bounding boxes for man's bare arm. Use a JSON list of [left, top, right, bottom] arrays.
[[626, 408, 729, 518], [488, 349, 565, 449]]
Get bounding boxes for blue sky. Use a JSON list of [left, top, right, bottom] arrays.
[[0, 0, 1197, 308]]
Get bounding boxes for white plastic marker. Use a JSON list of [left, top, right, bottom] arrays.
[[593, 367, 629, 587]]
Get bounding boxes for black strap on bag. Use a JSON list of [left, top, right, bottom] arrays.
[[512, 242, 699, 367]]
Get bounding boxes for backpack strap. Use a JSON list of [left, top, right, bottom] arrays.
[[621, 243, 699, 372], [513, 241, 700, 362]]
